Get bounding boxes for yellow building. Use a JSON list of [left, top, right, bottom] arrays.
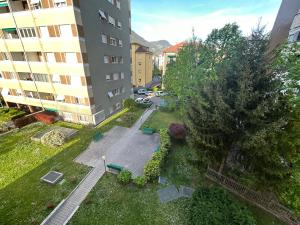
[[131, 42, 153, 87]]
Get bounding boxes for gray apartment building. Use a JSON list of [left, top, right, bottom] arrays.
[[0, 0, 132, 125]]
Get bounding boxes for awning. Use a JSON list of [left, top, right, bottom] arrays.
[[2, 28, 16, 33], [0, 2, 8, 7], [30, 0, 40, 4]]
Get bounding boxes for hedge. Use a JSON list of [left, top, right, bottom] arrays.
[[13, 115, 36, 128], [144, 128, 171, 182]]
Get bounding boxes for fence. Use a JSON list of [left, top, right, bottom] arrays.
[[206, 168, 300, 225]]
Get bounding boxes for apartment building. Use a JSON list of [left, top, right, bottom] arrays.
[[0, 0, 132, 125], [162, 42, 184, 76], [269, 0, 300, 51], [131, 42, 153, 87]]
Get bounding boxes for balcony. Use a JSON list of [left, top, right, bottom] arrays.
[[0, 6, 82, 29]]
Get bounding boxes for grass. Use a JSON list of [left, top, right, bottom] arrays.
[[141, 110, 181, 131], [0, 122, 94, 225]]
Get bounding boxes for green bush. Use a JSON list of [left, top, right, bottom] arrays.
[[123, 98, 137, 109], [144, 159, 160, 181], [117, 170, 132, 185], [189, 187, 256, 225], [41, 129, 66, 147], [0, 108, 26, 122], [133, 176, 146, 188]]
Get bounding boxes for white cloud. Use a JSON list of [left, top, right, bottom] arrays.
[[133, 8, 277, 44]]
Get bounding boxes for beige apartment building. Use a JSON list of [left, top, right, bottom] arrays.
[[0, 0, 132, 125], [131, 42, 153, 87], [162, 42, 184, 76]]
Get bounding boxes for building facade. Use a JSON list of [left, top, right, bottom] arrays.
[[269, 0, 300, 51], [288, 8, 300, 43], [131, 42, 153, 87], [162, 42, 184, 76], [0, 0, 132, 125]]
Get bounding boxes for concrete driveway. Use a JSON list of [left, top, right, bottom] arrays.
[[75, 108, 160, 177]]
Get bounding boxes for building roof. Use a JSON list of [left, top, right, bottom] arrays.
[[163, 42, 185, 53], [136, 46, 152, 54]]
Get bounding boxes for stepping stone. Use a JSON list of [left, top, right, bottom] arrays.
[[158, 176, 167, 185], [179, 186, 195, 198], [157, 185, 181, 203]]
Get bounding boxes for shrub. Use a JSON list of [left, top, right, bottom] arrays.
[[189, 187, 256, 225], [41, 129, 66, 147], [34, 112, 56, 124], [144, 159, 160, 181], [124, 98, 137, 109], [133, 176, 146, 188], [0, 122, 9, 132], [117, 170, 132, 185], [169, 123, 187, 140], [13, 115, 36, 128], [121, 112, 136, 125]]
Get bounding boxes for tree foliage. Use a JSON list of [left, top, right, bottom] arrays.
[[165, 23, 299, 185]]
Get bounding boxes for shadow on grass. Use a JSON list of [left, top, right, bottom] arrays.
[[0, 127, 96, 225]]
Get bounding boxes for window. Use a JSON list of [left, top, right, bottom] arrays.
[[113, 88, 120, 96], [65, 53, 77, 63], [54, 0, 67, 7], [30, 0, 41, 10], [59, 25, 73, 38], [119, 57, 123, 64], [118, 40, 123, 47], [79, 115, 89, 122], [116, 102, 121, 110], [46, 53, 56, 63], [19, 72, 32, 81], [74, 97, 85, 105], [108, 16, 116, 26], [16, 89, 22, 96], [108, 91, 113, 98], [117, 21, 122, 29], [104, 56, 110, 64], [106, 74, 111, 81], [10, 72, 17, 80], [99, 10, 107, 20], [113, 73, 119, 80], [63, 112, 73, 121], [120, 72, 124, 79], [109, 37, 117, 46], [111, 56, 118, 64], [0, 72, 2, 79], [52, 74, 61, 84], [102, 34, 108, 44], [19, 28, 36, 38], [33, 73, 49, 82], [40, 26, 49, 38]]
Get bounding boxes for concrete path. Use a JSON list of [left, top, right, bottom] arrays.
[[41, 108, 156, 225]]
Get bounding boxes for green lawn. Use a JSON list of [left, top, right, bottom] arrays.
[[0, 122, 93, 225], [141, 110, 182, 131], [0, 108, 145, 225]]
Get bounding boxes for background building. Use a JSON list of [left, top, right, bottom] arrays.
[[269, 0, 300, 51], [162, 42, 184, 75], [131, 42, 153, 87], [0, 0, 132, 125]]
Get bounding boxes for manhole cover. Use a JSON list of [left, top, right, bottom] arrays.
[[41, 171, 63, 184]]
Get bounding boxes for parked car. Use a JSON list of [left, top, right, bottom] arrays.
[[137, 89, 147, 95], [142, 98, 152, 104], [145, 91, 154, 97], [135, 98, 144, 103], [155, 91, 167, 97]]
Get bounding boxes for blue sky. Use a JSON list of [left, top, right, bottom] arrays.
[[131, 0, 282, 44]]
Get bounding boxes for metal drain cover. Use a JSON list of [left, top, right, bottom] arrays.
[[41, 171, 63, 184]]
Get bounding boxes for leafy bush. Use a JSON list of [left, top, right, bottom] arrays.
[[144, 159, 160, 181], [0, 122, 9, 132], [133, 176, 146, 188], [169, 123, 187, 140], [121, 112, 136, 125], [189, 187, 256, 225], [41, 129, 66, 147], [0, 108, 26, 122], [117, 170, 132, 185], [124, 98, 137, 109], [13, 115, 36, 128]]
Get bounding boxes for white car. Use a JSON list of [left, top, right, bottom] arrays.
[[137, 89, 147, 95], [155, 91, 167, 97], [135, 98, 144, 103]]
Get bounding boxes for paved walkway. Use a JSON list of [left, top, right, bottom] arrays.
[[41, 108, 156, 225]]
